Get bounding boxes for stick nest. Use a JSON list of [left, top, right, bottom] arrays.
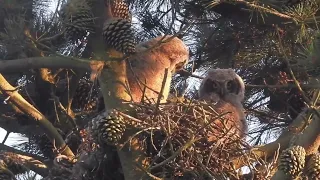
[[118, 98, 249, 178]]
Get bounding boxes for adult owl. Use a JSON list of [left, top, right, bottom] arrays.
[[127, 35, 189, 103], [198, 68, 247, 141], [97, 35, 189, 109]]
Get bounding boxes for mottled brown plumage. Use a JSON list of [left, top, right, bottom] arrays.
[[127, 35, 189, 103]]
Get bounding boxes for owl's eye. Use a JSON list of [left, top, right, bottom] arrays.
[[204, 79, 219, 93], [226, 80, 240, 94], [174, 60, 186, 72]]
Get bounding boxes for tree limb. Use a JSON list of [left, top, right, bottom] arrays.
[[208, 0, 301, 26], [0, 56, 104, 73], [0, 144, 48, 166], [232, 106, 320, 171], [0, 74, 74, 158], [0, 151, 49, 177], [88, 1, 150, 179]]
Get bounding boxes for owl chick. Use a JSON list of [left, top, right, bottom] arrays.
[[127, 35, 189, 103], [198, 68, 247, 140]]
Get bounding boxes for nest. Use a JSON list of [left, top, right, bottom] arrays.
[[45, 98, 276, 180], [117, 98, 249, 179]]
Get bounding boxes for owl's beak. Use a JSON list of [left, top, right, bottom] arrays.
[[219, 88, 226, 97]]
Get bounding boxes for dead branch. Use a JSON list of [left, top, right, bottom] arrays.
[[0, 56, 103, 73], [0, 150, 49, 177], [0, 74, 74, 158]]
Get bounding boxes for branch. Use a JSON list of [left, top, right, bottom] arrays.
[[223, 0, 292, 19], [90, 1, 149, 179], [208, 0, 297, 25], [246, 84, 320, 89], [0, 56, 104, 73], [232, 107, 320, 170], [0, 144, 48, 166], [0, 74, 74, 158], [0, 151, 49, 177]]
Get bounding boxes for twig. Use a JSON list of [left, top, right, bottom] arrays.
[[149, 135, 200, 170], [118, 111, 150, 126], [177, 69, 204, 79], [155, 68, 169, 112], [246, 83, 320, 89], [121, 127, 160, 150], [275, 26, 311, 104], [208, 0, 293, 20], [0, 74, 75, 158], [1, 131, 10, 144], [135, 163, 163, 180]]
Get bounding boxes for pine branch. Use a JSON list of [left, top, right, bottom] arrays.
[[0, 56, 103, 73], [0, 74, 74, 158], [0, 146, 49, 177]]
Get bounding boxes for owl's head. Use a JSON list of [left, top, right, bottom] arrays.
[[198, 68, 245, 106], [138, 35, 189, 73]]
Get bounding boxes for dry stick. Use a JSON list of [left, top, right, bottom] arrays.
[[0, 74, 74, 158], [275, 26, 310, 104], [147, 110, 231, 171], [246, 83, 320, 89], [150, 135, 200, 170], [121, 127, 161, 150], [0, 149, 49, 177], [155, 68, 169, 112], [118, 112, 146, 124], [51, 94, 77, 129], [275, 25, 320, 121], [1, 131, 10, 144], [135, 164, 163, 180], [0, 56, 94, 73], [208, 0, 293, 20]]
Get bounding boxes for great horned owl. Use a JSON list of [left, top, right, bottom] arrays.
[[127, 35, 189, 103], [198, 68, 247, 140], [97, 35, 189, 111]]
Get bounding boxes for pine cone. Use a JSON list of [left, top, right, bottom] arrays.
[[111, 0, 131, 20], [61, 0, 95, 42], [90, 110, 126, 146], [102, 18, 136, 54], [305, 153, 320, 179], [279, 145, 306, 178], [72, 79, 99, 112]]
